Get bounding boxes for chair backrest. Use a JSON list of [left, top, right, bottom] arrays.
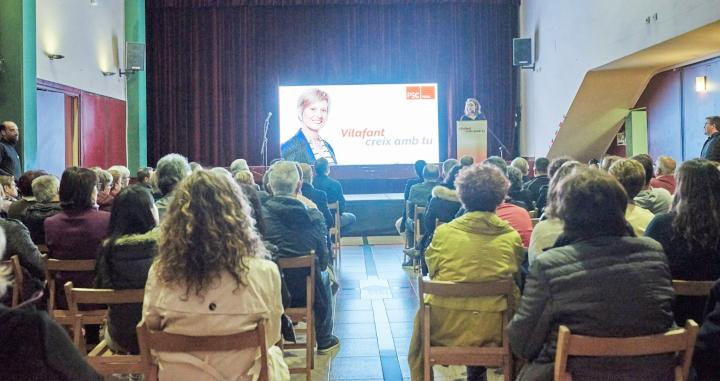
[[136, 320, 269, 381], [65, 283, 145, 308], [0, 256, 21, 306], [553, 320, 699, 381], [672, 280, 715, 297], [419, 276, 514, 303], [42, 254, 97, 313], [328, 201, 341, 229], [278, 253, 316, 308], [64, 282, 143, 349]]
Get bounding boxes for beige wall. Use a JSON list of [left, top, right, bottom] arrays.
[[36, 0, 125, 100], [519, 0, 720, 158]]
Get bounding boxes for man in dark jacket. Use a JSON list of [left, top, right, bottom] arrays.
[[694, 279, 720, 380], [0, 121, 21, 179], [299, 163, 333, 228], [523, 157, 549, 201], [313, 158, 356, 228], [21, 174, 61, 244], [397, 160, 426, 233], [262, 161, 339, 353], [508, 169, 675, 381], [701, 116, 720, 162]]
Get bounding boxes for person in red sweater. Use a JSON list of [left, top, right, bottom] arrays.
[[650, 155, 676, 194]]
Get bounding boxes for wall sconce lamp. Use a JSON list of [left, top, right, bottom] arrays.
[[101, 71, 116, 77], [696, 76, 707, 92], [47, 53, 65, 60]]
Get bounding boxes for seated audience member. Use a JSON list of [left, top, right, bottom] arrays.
[[136, 167, 154, 191], [600, 155, 622, 172], [523, 157, 549, 200], [511, 156, 530, 182], [646, 159, 720, 325], [587, 158, 600, 169], [262, 161, 339, 353], [7, 170, 46, 219], [507, 166, 534, 210], [0, 176, 15, 215], [234, 169, 256, 187], [229, 158, 250, 175], [417, 164, 463, 271], [422, 165, 462, 244], [0, 229, 102, 381], [313, 158, 356, 228], [95, 185, 158, 354], [108, 165, 130, 197], [402, 164, 442, 249], [650, 155, 676, 194], [21, 175, 61, 244], [0, 216, 45, 303], [483, 157, 533, 247], [508, 169, 675, 381], [528, 161, 584, 265], [609, 159, 655, 236], [535, 156, 572, 215], [398, 160, 426, 235], [45, 167, 111, 308], [95, 169, 114, 212], [189, 161, 203, 172], [694, 278, 720, 380], [155, 153, 191, 221], [0, 175, 18, 201], [292, 164, 319, 210], [143, 170, 289, 379], [441, 158, 458, 178], [237, 180, 266, 236], [631, 154, 672, 214], [408, 164, 524, 381], [300, 163, 333, 228], [459, 155, 474, 167]]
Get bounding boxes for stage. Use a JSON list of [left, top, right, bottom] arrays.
[[343, 193, 404, 237]]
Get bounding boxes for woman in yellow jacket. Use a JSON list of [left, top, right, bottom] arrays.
[[408, 164, 524, 381]]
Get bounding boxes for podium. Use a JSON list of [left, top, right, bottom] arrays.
[[456, 120, 487, 163]]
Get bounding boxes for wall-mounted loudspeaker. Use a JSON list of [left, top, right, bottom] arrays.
[[125, 42, 146, 71], [512, 38, 533, 67]]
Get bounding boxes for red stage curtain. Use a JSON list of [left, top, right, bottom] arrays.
[[146, 1, 518, 166]]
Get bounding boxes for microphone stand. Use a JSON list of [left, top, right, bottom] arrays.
[[260, 113, 271, 168], [486, 126, 511, 160]]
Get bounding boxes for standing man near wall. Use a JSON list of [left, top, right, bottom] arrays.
[[0, 121, 21, 179], [701, 116, 720, 162]]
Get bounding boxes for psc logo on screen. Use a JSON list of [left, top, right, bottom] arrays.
[[406, 86, 436, 100]]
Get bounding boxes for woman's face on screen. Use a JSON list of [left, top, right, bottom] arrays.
[[300, 100, 329, 132]]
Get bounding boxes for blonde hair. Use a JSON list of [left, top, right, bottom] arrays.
[[156, 170, 268, 297], [234, 170, 256, 186]]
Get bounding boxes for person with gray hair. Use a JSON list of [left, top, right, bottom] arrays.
[[22, 175, 61, 244], [229, 158, 250, 175], [299, 162, 333, 228], [95, 169, 114, 212], [108, 165, 131, 197], [441, 158, 458, 178], [261, 161, 339, 353], [155, 153, 191, 221]]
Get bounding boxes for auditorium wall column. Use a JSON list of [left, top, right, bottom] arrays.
[[125, 0, 147, 173], [0, 0, 37, 170]]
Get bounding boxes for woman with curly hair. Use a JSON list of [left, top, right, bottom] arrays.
[[646, 158, 720, 325], [142, 170, 289, 380]]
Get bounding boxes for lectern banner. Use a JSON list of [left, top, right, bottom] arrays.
[[456, 120, 487, 163]]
